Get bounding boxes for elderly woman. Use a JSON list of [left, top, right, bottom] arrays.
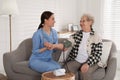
[[65, 14, 103, 80]]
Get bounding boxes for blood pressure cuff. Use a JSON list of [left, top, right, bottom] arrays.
[[62, 39, 72, 48]]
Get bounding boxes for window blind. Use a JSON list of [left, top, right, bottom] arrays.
[[103, 0, 120, 50]]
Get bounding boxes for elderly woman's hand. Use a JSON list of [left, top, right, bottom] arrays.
[[80, 63, 89, 73], [52, 44, 64, 50]]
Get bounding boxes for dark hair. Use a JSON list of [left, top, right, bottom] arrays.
[[38, 11, 54, 30]]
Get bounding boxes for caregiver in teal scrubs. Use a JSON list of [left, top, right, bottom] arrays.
[[29, 11, 64, 73]]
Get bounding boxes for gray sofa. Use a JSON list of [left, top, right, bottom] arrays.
[[3, 38, 117, 80]]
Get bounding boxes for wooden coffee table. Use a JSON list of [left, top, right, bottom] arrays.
[[41, 71, 75, 80]]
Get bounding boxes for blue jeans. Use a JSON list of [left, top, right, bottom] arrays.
[[29, 58, 61, 73]]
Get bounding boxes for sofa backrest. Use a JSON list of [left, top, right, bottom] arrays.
[[15, 38, 32, 61], [17, 38, 117, 61]]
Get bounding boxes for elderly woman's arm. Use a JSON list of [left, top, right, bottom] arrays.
[[87, 42, 103, 66], [81, 42, 103, 73]]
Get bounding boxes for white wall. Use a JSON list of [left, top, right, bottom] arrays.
[[0, 0, 102, 74], [78, 0, 103, 35]]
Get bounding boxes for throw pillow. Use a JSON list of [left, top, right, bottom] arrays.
[[98, 41, 112, 68]]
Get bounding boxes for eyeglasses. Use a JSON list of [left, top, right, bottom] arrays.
[[80, 20, 88, 23]]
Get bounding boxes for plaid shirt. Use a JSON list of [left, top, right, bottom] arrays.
[[67, 30, 103, 66]]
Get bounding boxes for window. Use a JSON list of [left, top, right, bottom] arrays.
[[103, 0, 120, 50]]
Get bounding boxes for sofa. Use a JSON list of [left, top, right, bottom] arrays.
[[3, 38, 117, 80]]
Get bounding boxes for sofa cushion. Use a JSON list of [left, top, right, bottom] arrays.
[[12, 61, 41, 76], [98, 41, 112, 68], [52, 50, 62, 61], [93, 68, 105, 80]]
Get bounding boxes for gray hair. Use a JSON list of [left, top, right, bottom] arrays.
[[81, 14, 94, 24]]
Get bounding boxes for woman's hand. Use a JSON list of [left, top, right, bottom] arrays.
[[80, 63, 89, 73], [44, 42, 53, 50], [39, 47, 47, 53], [53, 44, 64, 50], [44, 42, 65, 50]]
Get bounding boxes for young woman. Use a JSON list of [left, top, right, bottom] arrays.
[[29, 11, 64, 73]]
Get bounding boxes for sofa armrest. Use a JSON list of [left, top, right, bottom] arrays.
[[3, 50, 21, 64], [3, 50, 22, 78], [103, 56, 117, 80]]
